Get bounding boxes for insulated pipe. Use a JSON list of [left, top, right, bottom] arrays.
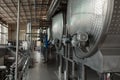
[[15, 0, 20, 80]]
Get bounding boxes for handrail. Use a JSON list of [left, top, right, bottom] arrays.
[[21, 57, 30, 73]]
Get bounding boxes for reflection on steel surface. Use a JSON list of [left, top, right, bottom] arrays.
[[52, 13, 63, 40], [67, 0, 113, 58], [68, 0, 120, 72]]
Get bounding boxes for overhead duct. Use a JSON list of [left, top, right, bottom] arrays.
[[47, 0, 60, 20]]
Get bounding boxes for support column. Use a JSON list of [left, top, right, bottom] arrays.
[[78, 63, 85, 80], [59, 55, 62, 80], [72, 62, 75, 79], [15, 0, 20, 80]]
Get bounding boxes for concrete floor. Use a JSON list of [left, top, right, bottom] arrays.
[[27, 51, 58, 80], [26, 51, 120, 80]]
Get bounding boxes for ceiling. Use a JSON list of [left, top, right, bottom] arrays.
[[0, 0, 52, 25]]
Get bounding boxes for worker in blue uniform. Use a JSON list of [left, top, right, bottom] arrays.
[[43, 33, 49, 62]]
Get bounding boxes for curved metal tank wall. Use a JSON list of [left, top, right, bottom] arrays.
[[67, 0, 120, 72], [47, 28, 51, 41], [52, 13, 63, 40]]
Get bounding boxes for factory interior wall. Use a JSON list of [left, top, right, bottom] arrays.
[[8, 23, 27, 41]]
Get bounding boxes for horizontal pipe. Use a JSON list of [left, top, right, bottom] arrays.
[[26, 33, 39, 34], [62, 56, 74, 63]]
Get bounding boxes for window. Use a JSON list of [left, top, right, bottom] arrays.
[[0, 24, 8, 44]]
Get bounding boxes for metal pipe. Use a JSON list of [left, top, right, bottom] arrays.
[[21, 57, 30, 73], [62, 56, 74, 63], [30, 22, 32, 42], [64, 41, 69, 80], [78, 63, 85, 80], [59, 55, 62, 80], [29, 0, 32, 42], [11, 0, 24, 23], [72, 62, 75, 79], [30, 21, 32, 42], [34, 0, 36, 22], [15, 0, 20, 80], [47, 0, 60, 19]]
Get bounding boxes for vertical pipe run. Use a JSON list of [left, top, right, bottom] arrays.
[[34, 0, 36, 22], [64, 43, 68, 80], [30, 22, 32, 43], [72, 62, 75, 79], [15, 0, 20, 80], [30, 0, 32, 42], [78, 63, 85, 80], [59, 55, 62, 80]]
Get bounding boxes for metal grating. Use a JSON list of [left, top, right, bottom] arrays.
[[108, 0, 120, 34]]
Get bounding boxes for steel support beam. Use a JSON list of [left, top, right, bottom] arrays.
[[11, 0, 24, 22], [38, 0, 43, 28], [0, 3, 15, 21], [15, 0, 20, 80], [27, 0, 32, 21], [0, 2, 49, 6], [21, 1, 28, 21], [0, 10, 47, 15], [2, 0, 17, 19]]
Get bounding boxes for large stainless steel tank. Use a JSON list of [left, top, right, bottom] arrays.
[[52, 13, 63, 40], [67, 0, 120, 72]]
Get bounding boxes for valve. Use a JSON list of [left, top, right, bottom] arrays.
[[71, 32, 88, 47], [62, 35, 71, 46]]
